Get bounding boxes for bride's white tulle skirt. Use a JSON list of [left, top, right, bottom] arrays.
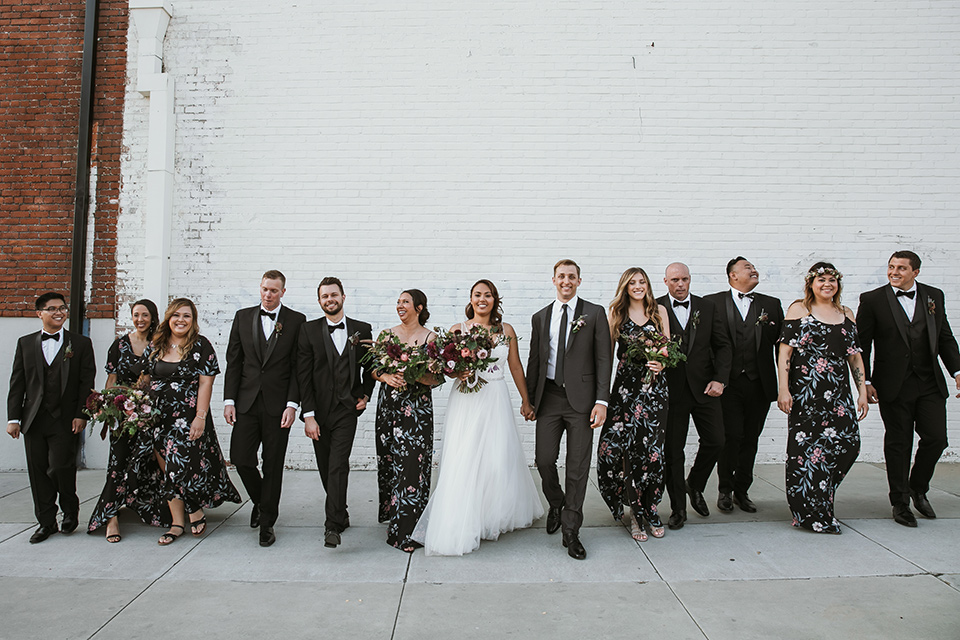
[[411, 376, 544, 556]]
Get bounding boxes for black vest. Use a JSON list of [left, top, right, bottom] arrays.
[[333, 346, 354, 408], [42, 353, 63, 418], [906, 309, 935, 380], [731, 305, 760, 381]]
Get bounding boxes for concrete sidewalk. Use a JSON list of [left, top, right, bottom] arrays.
[[1, 463, 958, 640]]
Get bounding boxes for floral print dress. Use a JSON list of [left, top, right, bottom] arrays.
[[375, 376, 434, 550], [780, 315, 862, 533], [597, 319, 669, 528], [146, 335, 240, 512], [87, 335, 171, 532]]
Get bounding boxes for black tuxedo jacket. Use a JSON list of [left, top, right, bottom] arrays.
[[857, 282, 960, 401], [656, 294, 732, 404], [7, 330, 96, 434], [297, 316, 375, 426], [223, 304, 307, 415], [703, 290, 783, 402], [526, 298, 612, 414]]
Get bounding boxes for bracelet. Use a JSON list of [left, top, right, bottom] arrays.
[[196, 411, 207, 420]]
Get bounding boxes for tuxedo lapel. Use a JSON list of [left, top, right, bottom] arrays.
[[32, 332, 44, 381], [564, 298, 585, 354], [320, 318, 336, 372], [346, 318, 358, 389], [883, 286, 910, 347], [539, 306, 551, 367], [752, 298, 763, 353], [688, 298, 699, 352], [261, 307, 283, 365], [250, 308, 264, 363], [724, 295, 738, 348], [918, 284, 938, 357], [59, 334, 71, 396], [662, 301, 683, 347]]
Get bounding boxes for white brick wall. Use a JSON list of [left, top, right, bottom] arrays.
[[114, 0, 960, 471]]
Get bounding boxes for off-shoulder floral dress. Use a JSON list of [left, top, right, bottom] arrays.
[[87, 335, 171, 532], [780, 316, 862, 533], [146, 335, 240, 512]]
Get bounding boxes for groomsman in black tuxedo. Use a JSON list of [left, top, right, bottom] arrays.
[[224, 270, 306, 547], [857, 250, 960, 527], [6, 292, 96, 543], [526, 259, 612, 560], [705, 258, 783, 514], [657, 263, 732, 530], [297, 277, 374, 548]]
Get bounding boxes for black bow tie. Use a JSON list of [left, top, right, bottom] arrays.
[[328, 322, 345, 334], [896, 290, 915, 299], [41, 332, 60, 342], [673, 300, 690, 309], [259, 309, 277, 320], [738, 292, 755, 300]]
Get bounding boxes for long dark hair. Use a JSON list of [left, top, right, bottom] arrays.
[[150, 298, 200, 361], [131, 298, 160, 340], [465, 279, 503, 329], [401, 289, 430, 325]]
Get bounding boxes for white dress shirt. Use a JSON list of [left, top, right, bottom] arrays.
[[329, 317, 347, 355], [894, 284, 918, 321], [260, 302, 282, 339], [546, 296, 578, 380], [730, 288, 754, 321], [669, 295, 691, 329], [41, 329, 64, 365]]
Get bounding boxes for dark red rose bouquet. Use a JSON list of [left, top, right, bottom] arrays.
[[430, 324, 510, 393]]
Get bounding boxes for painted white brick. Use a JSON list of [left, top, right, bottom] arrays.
[[113, 0, 960, 472]]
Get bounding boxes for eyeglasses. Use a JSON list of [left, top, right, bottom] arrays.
[[41, 306, 69, 313]]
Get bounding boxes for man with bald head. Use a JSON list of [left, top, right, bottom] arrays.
[[657, 263, 732, 530]]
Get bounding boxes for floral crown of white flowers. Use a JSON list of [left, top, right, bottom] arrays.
[[804, 266, 843, 283]]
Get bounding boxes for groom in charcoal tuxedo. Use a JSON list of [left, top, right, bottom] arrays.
[[224, 270, 306, 547], [526, 259, 611, 560], [298, 276, 374, 548], [7, 292, 96, 543], [704, 257, 783, 514], [657, 263, 732, 530], [857, 250, 960, 528]]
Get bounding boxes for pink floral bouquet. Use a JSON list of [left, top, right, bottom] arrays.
[[429, 324, 510, 393], [361, 331, 431, 386], [621, 326, 687, 388], [84, 381, 159, 438]]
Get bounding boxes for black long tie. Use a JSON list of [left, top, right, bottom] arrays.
[[556, 303, 569, 387]]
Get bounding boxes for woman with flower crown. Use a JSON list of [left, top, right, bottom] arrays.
[[777, 262, 869, 533], [411, 279, 543, 555]]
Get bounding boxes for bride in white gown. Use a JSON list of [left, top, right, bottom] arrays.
[[412, 279, 544, 556]]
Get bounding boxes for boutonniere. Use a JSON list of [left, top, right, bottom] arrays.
[[348, 331, 361, 347], [275, 322, 283, 337], [64, 343, 74, 359], [756, 310, 770, 326], [691, 310, 701, 329], [570, 315, 588, 334], [928, 297, 936, 316]]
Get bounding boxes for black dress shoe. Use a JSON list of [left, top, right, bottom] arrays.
[[545, 506, 562, 535], [324, 529, 341, 548], [911, 491, 936, 519], [259, 525, 276, 547], [250, 503, 261, 529], [343, 515, 350, 530], [893, 505, 918, 528], [561, 531, 586, 560], [60, 514, 79, 534], [734, 493, 757, 513], [686, 481, 709, 517], [667, 510, 686, 530], [30, 525, 58, 544], [717, 492, 734, 512]]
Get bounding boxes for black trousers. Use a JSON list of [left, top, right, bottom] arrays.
[[534, 381, 594, 535], [879, 373, 948, 507], [663, 382, 724, 512], [311, 402, 358, 532], [717, 375, 770, 496], [230, 393, 291, 528], [23, 409, 80, 528]]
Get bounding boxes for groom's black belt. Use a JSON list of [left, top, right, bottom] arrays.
[[546, 378, 561, 387]]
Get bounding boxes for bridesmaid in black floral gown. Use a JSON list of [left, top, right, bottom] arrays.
[[88, 299, 171, 541], [147, 298, 240, 545], [777, 262, 869, 534], [373, 290, 438, 552], [598, 268, 671, 541]]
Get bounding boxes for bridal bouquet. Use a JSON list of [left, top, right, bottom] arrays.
[[361, 331, 432, 386], [430, 324, 510, 393], [84, 381, 160, 438], [621, 326, 686, 389]]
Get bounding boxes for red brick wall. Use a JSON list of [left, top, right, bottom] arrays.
[[0, 0, 127, 319]]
